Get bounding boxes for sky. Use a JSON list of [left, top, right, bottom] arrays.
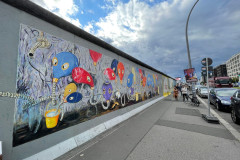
[[30, 0, 240, 80]]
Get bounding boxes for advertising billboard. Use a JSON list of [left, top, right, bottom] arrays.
[[184, 68, 197, 82]]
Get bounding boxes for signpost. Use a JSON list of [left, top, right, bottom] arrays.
[[201, 66, 213, 72], [201, 58, 219, 123]]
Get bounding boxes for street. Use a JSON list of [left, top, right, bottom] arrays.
[[198, 96, 240, 133]]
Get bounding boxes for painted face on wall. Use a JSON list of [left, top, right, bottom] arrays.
[[127, 73, 134, 88], [139, 69, 143, 79], [102, 82, 113, 102], [52, 52, 78, 82], [89, 49, 102, 66], [72, 67, 94, 89], [117, 62, 124, 84], [142, 77, 147, 87], [147, 74, 154, 87], [63, 83, 77, 99], [111, 59, 119, 76], [104, 68, 116, 81], [65, 92, 82, 103]]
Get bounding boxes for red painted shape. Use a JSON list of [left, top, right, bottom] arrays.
[[139, 69, 143, 79], [72, 67, 94, 88], [104, 68, 116, 80], [117, 62, 125, 82], [142, 77, 147, 87], [89, 49, 102, 66]]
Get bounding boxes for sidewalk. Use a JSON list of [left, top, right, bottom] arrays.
[[57, 95, 240, 160]]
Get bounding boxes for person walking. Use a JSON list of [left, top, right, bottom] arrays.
[[181, 84, 188, 101], [173, 86, 179, 100], [178, 84, 182, 96]]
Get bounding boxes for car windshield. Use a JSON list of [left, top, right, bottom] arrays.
[[201, 88, 208, 92], [195, 85, 201, 89], [216, 90, 236, 96]]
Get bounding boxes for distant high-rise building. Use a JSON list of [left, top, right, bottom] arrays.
[[213, 64, 227, 77], [226, 52, 240, 78]]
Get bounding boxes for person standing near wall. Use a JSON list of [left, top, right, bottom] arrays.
[[173, 86, 179, 100], [178, 84, 182, 96], [181, 84, 188, 101]]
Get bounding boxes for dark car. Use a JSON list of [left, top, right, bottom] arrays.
[[209, 88, 237, 111], [230, 90, 240, 124]]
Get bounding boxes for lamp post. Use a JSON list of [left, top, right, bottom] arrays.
[[185, 0, 199, 96]]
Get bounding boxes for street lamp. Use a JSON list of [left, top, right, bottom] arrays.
[[186, 0, 199, 68], [185, 0, 199, 97]]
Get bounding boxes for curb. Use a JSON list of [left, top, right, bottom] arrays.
[[197, 96, 240, 142], [24, 96, 165, 160]]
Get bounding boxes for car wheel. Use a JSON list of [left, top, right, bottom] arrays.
[[231, 108, 240, 124], [216, 103, 221, 111]]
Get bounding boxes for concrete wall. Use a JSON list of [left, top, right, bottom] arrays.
[[0, 1, 174, 160]]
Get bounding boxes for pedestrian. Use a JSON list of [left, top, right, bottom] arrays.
[[178, 84, 182, 96], [173, 86, 179, 100], [181, 84, 188, 101]]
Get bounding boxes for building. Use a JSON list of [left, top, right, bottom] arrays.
[[213, 64, 227, 77], [226, 52, 240, 78]]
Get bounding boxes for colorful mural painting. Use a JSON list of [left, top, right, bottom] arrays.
[[0, 24, 174, 146], [163, 75, 170, 97]]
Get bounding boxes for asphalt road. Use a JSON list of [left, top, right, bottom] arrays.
[[199, 96, 240, 133]]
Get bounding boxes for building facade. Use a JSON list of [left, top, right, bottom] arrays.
[[213, 64, 227, 77], [226, 53, 240, 78]]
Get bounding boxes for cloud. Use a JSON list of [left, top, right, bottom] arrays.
[[30, 0, 82, 27], [92, 0, 240, 79], [83, 22, 94, 34], [30, 0, 240, 80]]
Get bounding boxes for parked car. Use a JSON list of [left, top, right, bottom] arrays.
[[230, 90, 240, 124], [233, 83, 239, 87], [195, 85, 202, 95], [198, 87, 212, 98], [209, 88, 237, 111]]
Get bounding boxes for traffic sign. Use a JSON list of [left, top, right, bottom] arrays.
[[201, 71, 213, 77], [201, 58, 213, 66], [201, 66, 213, 71]]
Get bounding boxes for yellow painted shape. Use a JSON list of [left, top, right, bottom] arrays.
[[135, 92, 139, 101], [45, 109, 60, 128], [153, 74, 156, 85], [132, 67, 136, 84], [64, 83, 77, 98]]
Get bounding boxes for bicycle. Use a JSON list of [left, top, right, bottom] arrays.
[[187, 94, 200, 107]]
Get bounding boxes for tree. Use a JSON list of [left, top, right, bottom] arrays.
[[231, 77, 239, 83]]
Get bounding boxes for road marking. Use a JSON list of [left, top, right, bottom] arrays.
[[197, 96, 240, 141]]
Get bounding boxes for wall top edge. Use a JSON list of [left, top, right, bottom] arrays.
[[2, 0, 174, 80]]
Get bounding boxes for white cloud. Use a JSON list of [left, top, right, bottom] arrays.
[[31, 0, 82, 28], [93, 0, 240, 78], [83, 22, 94, 34], [30, 0, 240, 79]]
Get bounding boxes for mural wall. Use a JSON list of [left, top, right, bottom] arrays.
[[10, 24, 174, 146]]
